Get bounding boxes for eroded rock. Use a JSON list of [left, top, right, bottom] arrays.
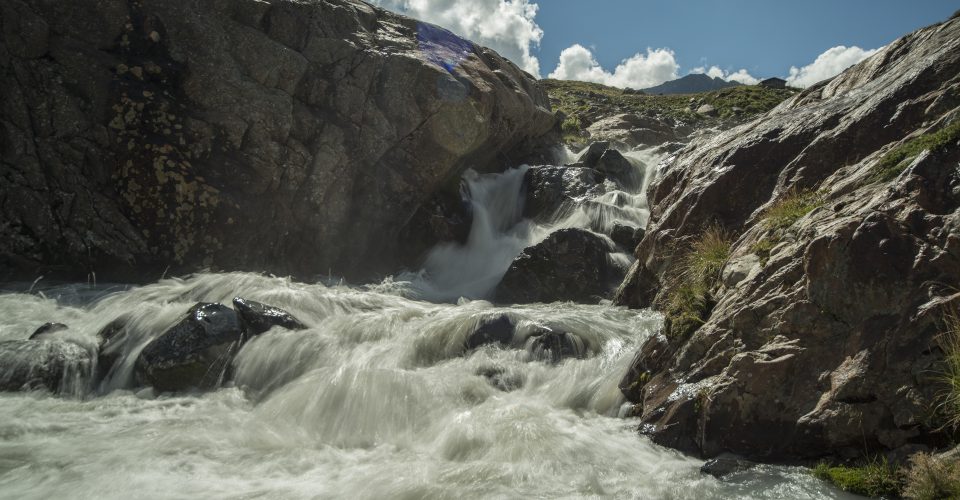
[[232, 297, 307, 338]]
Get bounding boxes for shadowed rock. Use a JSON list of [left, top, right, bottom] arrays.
[[527, 330, 586, 363], [0, 0, 556, 283], [464, 314, 515, 350], [496, 228, 618, 304]]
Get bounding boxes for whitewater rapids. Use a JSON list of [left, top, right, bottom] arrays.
[[0, 148, 854, 499]]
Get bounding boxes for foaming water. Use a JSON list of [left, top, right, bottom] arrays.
[[0, 273, 852, 499], [401, 146, 664, 302]]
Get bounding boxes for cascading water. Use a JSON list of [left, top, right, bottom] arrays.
[[0, 147, 854, 499]]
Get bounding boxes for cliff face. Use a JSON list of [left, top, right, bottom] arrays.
[[0, 0, 556, 281], [615, 16, 960, 460]]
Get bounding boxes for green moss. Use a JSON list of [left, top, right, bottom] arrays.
[[540, 79, 797, 131], [872, 120, 960, 183], [662, 225, 733, 338], [761, 189, 825, 232], [813, 459, 902, 497], [750, 237, 778, 266]]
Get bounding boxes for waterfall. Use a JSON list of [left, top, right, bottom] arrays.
[[0, 146, 851, 499]]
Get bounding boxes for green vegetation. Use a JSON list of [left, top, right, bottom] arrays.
[[903, 452, 960, 500], [935, 306, 960, 431], [812, 459, 902, 498], [871, 120, 960, 183], [749, 237, 778, 266], [760, 189, 825, 232], [541, 79, 798, 142], [662, 225, 733, 338]]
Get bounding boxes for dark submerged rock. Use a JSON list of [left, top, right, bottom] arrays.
[[464, 314, 515, 350], [495, 228, 617, 304], [0, 340, 93, 395], [134, 303, 241, 392], [700, 458, 758, 478], [95, 317, 130, 383], [232, 297, 307, 338], [527, 330, 586, 363], [476, 365, 523, 392], [28, 322, 69, 340]]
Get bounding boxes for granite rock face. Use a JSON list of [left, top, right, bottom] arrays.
[[614, 16, 960, 461], [0, 0, 556, 281]]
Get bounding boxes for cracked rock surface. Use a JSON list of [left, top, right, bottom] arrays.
[[0, 0, 556, 281]]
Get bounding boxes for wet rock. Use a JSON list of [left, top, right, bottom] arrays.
[[0, 0, 556, 283], [614, 14, 960, 461], [495, 228, 617, 304], [610, 223, 644, 250], [575, 141, 612, 166], [701, 458, 758, 478], [28, 322, 68, 340], [527, 330, 586, 363], [0, 340, 93, 395], [593, 149, 640, 190], [464, 314, 515, 350], [476, 365, 523, 392], [232, 297, 307, 338], [95, 317, 130, 382], [134, 303, 241, 392], [523, 165, 605, 221]]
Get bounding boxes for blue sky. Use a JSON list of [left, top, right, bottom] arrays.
[[371, 0, 957, 88], [535, 1, 956, 80]]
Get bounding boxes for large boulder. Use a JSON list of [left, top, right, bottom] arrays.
[[495, 228, 618, 304], [0, 339, 93, 395], [585, 113, 687, 149], [464, 314, 515, 350], [614, 15, 960, 461], [0, 0, 556, 282], [135, 302, 241, 392]]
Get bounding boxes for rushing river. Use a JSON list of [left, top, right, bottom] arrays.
[[0, 149, 854, 499]]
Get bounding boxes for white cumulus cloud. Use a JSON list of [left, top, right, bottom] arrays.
[[369, 0, 544, 76], [786, 45, 881, 88], [690, 65, 759, 85], [547, 44, 679, 90]]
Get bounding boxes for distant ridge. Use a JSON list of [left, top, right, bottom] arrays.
[[641, 73, 741, 95]]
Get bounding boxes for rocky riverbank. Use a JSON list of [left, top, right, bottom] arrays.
[[614, 13, 960, 464]]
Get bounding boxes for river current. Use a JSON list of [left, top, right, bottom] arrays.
[[0, 149, 854, 499]]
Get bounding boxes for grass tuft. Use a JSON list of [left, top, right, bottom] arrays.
[[903, 452, 960, 500], [760, 189, 825, 232], [812, 458, 902, 498], [871, 120, 960, 183], [934, 306, 960, 432], [662, 225, 733, 338], [750, 237, 778, 266]]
